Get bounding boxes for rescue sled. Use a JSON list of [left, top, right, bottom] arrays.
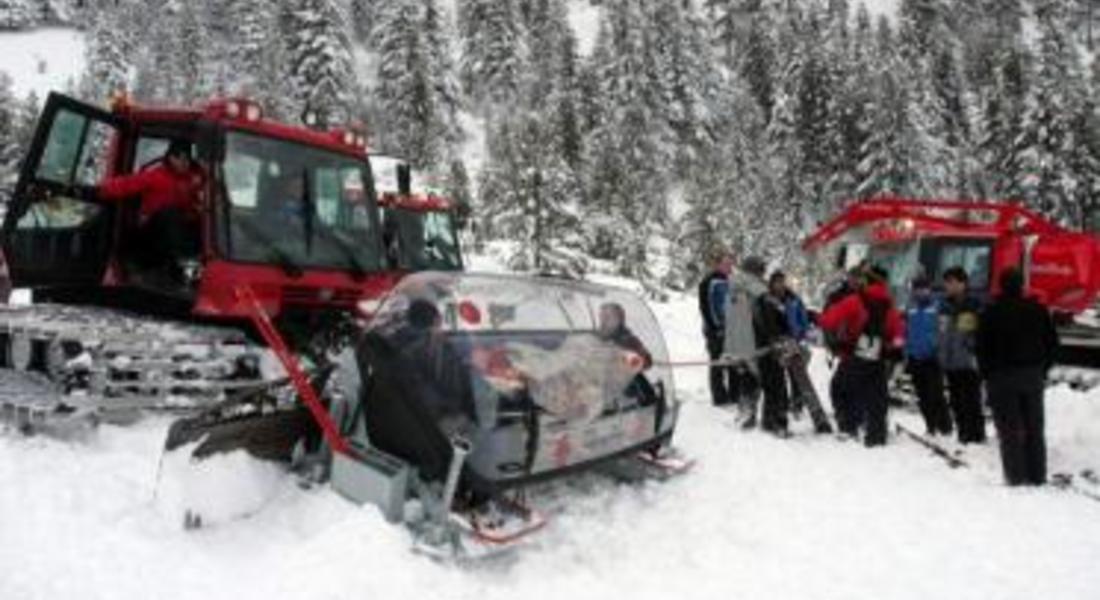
[[328, 272, 686, 557]]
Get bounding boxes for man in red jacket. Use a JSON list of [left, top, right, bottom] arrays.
[[97, 139, 205, 284], [818, 267, 904, 446]]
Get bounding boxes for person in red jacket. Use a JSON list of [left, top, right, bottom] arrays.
[[818, 267, 904, 446], [97, 139, 205, 285]]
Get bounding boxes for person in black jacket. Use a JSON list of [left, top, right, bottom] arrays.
[[698, 248, 735, 405], [939, 267, 986, 444], [976, 268, 1059, 486], [755, 270, 794, 435]]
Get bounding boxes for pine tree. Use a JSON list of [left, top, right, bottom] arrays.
[[0, 0, 35, 30], [740, 12, 776, 125], [228, 0, 293, 118], [458, 0, 523, 106], [287, 0, 356, 124], [373, 0, 456, 168], [1013, 0, 1088, 222], [479, 110, 586, 275], [0, 72, 18, 186], [648, 0, 721, 172], [444, 158, 473, 230], [856, 17, 907, 198], [15, 90, 38, 153], [177, 0, 210, 102], [583, 0, 671, 291], [130, 0, 178, 102], [80, 1, 130, 104]]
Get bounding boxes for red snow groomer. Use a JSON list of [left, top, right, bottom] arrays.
[[0, 92, 459, 431], [802, 197, 1100, 360]]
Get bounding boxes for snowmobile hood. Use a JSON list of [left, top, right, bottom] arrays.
[[353, 272, 679, 491]]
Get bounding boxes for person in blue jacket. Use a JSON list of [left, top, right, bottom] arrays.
[[778, 273, 811, 401], [905, 276, 952, 436], [698, 247, 736, 405]]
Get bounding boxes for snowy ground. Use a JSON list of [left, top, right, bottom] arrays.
[[2, 269, 1100, 600], [0, 27, 84, 98]]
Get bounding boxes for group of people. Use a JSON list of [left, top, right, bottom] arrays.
[[903, 265, 1058, 486], [699, 248, 1058, 487], [699, 250, 831, 437]]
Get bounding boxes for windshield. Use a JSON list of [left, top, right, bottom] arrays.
[[382, 208, 463, 271], [220, 130, 382, 272]]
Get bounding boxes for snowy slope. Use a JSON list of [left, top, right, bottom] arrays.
[[2, 269, 1100, 600], [0, 27, 84, 98]]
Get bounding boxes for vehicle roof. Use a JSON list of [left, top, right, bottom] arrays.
[[115, 100, 368, 161]]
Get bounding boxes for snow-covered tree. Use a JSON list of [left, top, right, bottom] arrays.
[[0, 72, 19, 185], [176, 0, 210, 102], [372, 0, 459, 168], [228, 0, 293, 118], [582, 1, 673, 292], [80, 2, 131, 104], [479, 110, 586, 275], [0, 0, 35, 30], [458, 0, 523, 106], [287, 0, 356, 124], [1012, 0, 1089, 222]]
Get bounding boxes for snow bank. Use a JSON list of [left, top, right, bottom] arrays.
[[0, 27, 84, 98]]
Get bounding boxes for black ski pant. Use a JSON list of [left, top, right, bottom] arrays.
[[759, 354, 789, 433], [707, 333, 757, 407], [907, 358, 952, 436], [134, 207, 200, 273], [706, 333, 734, 406], [784, 347, 832, 433], [987, 367, 1047, 486], [945, 369, 986, 444], [832, 357, 888, 446]]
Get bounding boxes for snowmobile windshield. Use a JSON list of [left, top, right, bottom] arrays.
[[220, 131, 383, 273], [360, 272, 678, 489]]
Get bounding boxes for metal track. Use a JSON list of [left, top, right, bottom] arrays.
[[0, 303, 272, 433]]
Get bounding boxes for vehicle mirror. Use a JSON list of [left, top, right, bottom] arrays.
[[397, 163, 411, 196]]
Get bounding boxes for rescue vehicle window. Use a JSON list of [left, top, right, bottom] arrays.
[[35, 110, 112, 188], [222, 130, 381, 271], [423, 212, 461, 269], [935, 242, 992, 290], [15, 196, 101, 230], [134, 137, 170, 170]]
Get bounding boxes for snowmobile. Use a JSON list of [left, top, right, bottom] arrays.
[[0, 92, 456, 433]]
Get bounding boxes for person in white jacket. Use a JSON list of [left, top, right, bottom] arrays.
[[723, 256, 769, 428]]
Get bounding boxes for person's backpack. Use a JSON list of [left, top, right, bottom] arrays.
[[853, 294, 888, 362]]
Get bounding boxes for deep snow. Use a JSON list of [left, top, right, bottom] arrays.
[[2, 269, 1100, 600]]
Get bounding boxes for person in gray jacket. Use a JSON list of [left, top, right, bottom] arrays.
[[724, 256, 769, 428], [939, 266, 986, 444]]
